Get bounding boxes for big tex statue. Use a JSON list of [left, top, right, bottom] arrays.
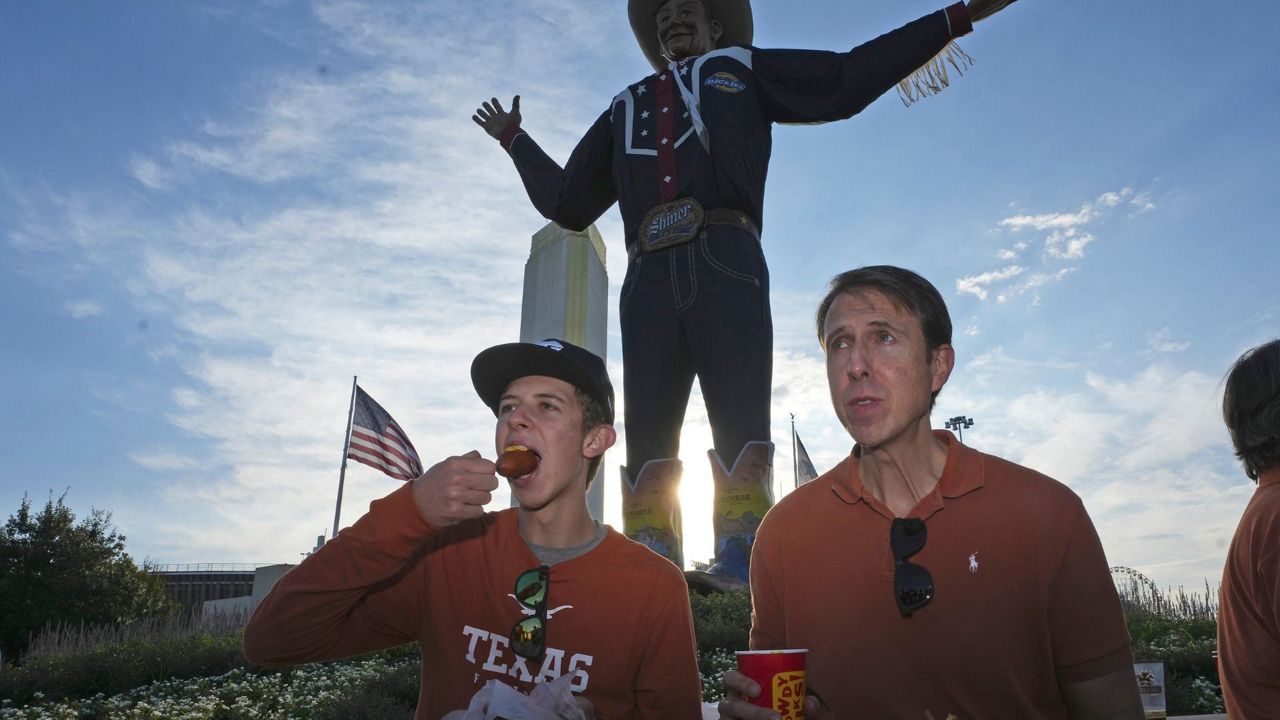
[[474, 0, 1016, 584]]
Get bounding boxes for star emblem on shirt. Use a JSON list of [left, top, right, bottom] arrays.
[[641, 110, 650, 119], [641, 129, 648, 136], [636, 84, 647, 96]]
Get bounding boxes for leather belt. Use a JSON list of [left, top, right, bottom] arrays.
[[628, 206, 760, 260]]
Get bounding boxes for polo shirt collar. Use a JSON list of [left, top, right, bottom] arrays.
[[830, 429, 986, 509]]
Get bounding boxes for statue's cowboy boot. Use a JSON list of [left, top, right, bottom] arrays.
[[620, 458, 684, 568], [705, 441, 775, 585]]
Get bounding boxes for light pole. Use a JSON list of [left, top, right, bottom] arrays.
[[945, 415, 975, 443]]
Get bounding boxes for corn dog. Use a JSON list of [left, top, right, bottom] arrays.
[[496, 445, 539, 478]]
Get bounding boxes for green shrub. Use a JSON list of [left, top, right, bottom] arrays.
[[0, 631, 248, 704], [0, 656, 418, 719], [4, 577, 1230, 717], [690, 588, 751, 703], [1119, 579, 1223, 715], [0, 494, 175, 661], [310, 654, 420, 720], [690, 587, 751, 653], [698, 647, 736, 703], [22, 608, 246, 661]]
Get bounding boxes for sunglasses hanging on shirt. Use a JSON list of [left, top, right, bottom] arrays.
[[510, 565, 550, 661], [891, 517, 934, 618]]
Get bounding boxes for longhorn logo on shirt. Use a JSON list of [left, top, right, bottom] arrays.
[[705, 72, 746, 93], [508, 592, 575, 619]]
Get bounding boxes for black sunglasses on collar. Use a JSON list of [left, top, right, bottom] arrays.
[[891, 517, 934, 617]]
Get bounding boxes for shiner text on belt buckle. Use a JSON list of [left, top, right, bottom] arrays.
[[639, 198, 704, 254]]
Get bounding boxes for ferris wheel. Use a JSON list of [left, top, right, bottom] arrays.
[[1110, 565, 1160, 596]]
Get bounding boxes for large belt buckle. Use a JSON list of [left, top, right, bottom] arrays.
[[638, 198, 704, 254]]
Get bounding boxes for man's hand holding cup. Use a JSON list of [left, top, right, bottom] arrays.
[[719, 650, 825, 720]]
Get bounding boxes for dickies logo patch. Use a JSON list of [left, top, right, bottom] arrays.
[[705, 72, 746, 93]]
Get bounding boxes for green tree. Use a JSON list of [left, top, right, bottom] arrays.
[[0, 492, 172, 661]]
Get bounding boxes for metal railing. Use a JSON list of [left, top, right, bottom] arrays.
[[147, 563, 272, 573]]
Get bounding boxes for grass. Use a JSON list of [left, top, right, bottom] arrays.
[[22, 609, 247, 662], [2, 610, 251, 705]]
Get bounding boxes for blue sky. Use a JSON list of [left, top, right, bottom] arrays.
[[2, 0, 1276, 591]]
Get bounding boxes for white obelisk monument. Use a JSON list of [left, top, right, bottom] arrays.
[[517, 221, 610, 519]]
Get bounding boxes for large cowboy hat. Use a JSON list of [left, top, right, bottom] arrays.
[[629, 0, 753, 73]]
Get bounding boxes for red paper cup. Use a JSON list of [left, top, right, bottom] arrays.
[[736, 649, 808, 719]]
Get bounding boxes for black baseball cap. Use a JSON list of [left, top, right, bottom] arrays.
[[471, 339, 615, 424]]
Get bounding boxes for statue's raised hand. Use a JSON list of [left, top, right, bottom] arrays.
[[472, 96, 522, 141], [966, 0, 1017, 23]]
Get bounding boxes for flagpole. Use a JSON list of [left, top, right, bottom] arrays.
[[332, 376, 358, 540], [790, 413, 797, 491]]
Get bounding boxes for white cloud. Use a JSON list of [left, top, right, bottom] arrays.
[[1082, 363, 1224, 471], [1096, 187, 1133, 207], [3, 0, 638, 563], [768, 349, 850, 480], [996, 240, 1027, 261], [128, 156, 170, 191], [939, 354, 1238, 588], [64, 300, 103, 318], [958, 186, 1152, 305], [130, 451, 201, 472], [999, 188, 1131, 233], [1044, 228, 1094, 260], [956, 264, 1025, 300], [1147, 327, 1191, 353], [1130, 192, 1156, 212], [993, 268, 1073, 303], [999, 206, 1096, 232]]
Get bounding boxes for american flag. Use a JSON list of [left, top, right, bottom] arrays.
[[347, 386, 423, 481]]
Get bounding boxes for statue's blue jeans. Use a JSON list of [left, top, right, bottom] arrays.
[[618, 223, 772, 478]]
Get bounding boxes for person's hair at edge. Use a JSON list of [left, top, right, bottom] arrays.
[[575, 386, 611, 486], [1222, 338, 1280, 481], [815, 265, 954, 408]]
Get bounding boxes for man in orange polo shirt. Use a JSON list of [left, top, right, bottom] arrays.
[[719, 266, 1142, 719], [1218, 338, 1280, 716]]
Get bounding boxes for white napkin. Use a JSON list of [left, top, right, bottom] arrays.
[[443, 674, 587, 720]]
